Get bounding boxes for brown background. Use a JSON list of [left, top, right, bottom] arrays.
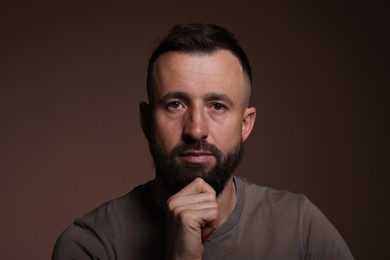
[[0, 1, 388, 259]]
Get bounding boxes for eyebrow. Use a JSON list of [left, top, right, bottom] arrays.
[[204, 92, 234, 107], [159, 91, 234, 107], [159, 92, 191, 103]]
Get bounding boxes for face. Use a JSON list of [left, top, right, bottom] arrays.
[[141, 50, 256, 195]]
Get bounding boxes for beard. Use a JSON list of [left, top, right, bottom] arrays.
[[149, 138, 244, 196]]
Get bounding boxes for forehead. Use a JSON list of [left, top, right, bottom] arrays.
[[152, 50, 247, 102]]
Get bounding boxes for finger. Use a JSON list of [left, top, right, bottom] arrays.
[[168, 192, 216, 210], [170, 200, 218, 216], [178, 207, 219, 229], [201, 223, 217, 241]]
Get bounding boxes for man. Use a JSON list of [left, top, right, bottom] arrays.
[[52, 24, 354, 259]]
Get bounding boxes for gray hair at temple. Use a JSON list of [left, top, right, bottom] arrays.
[[146, 23, 253, 106]]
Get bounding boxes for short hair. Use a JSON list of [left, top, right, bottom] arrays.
[[146, 23, 252, 103]]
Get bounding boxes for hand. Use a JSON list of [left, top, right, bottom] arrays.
[[166, 178, 219, 260]]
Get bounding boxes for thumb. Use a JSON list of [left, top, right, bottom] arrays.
[[201, 222, 217, 242]]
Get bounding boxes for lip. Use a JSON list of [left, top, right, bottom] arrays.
[[179, 150, 213, 164]]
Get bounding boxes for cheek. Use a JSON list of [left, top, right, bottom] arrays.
[[211, 119, 242, 150], [153, 116, 182, 150]]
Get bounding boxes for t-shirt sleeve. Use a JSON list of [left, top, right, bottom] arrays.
[[52, 221, 109, 260], [300, 197, 354, 260]]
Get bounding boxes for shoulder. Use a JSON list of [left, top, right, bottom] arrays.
[[52, 182, 158, 259], [237, 176, 308, 212], [237, 176, 334, 223], [52, 222, 110, 260], [236, 177, 333, 236], [236, 177, 354, 259], [81, 183, 150, 230]]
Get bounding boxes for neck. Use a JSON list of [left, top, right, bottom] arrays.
[[149, 176, 237, 228]]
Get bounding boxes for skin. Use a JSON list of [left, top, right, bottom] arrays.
[[140, 49, 256, 260]]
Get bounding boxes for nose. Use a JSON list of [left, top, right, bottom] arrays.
[[182, 106, 208, 142]]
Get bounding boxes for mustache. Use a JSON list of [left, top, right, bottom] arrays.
[[170, 140, 222, 158]]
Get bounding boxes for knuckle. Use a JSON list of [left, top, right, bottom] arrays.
[[172, 207, 181, 217], [205, 193, 216, 201], [176, 209, 192, 224], [208, 208, 218, 219], [194, 177, 204, 185], [167, 197, 179, 212], [169, 205, 183, 217]]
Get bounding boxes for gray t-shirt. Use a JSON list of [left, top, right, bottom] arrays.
[[52, 177, 354, 259]]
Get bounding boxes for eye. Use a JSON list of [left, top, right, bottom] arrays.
[[167, 101, 184, 110], [211, 103, 227, 111]]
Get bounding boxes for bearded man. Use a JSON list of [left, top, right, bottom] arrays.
[[52, 23, 354, 260]]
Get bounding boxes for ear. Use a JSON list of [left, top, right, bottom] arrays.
[[241, 106, 256, 142], [139, 101, 152, 141]]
